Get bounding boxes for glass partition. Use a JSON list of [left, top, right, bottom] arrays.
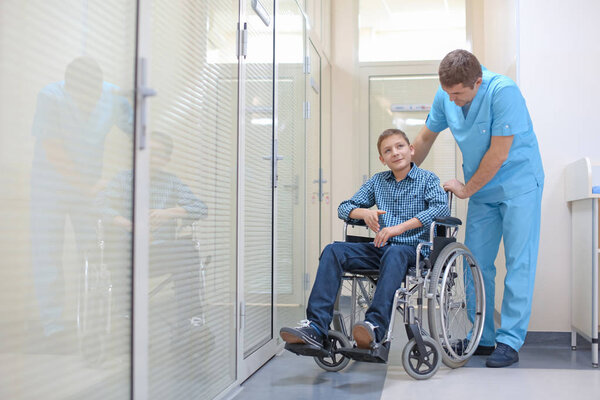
[[147, 1, 239, 398], [0, 1, 136, 398], [275, 0, 307, 333], [242, 0, 275, 358]]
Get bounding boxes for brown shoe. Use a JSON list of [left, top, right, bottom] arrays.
[[352, 321, 378, 349]]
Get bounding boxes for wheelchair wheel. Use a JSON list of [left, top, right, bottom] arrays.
[[427, 242, 485, 368], [314, 330, 351, 372], [401, 337, 442, 380]]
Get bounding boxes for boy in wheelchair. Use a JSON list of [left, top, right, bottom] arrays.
[[280, 128, 448, 355], [97, 132, 208, 340]]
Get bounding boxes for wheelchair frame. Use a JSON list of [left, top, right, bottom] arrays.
[[309, 196, 486, 380], [76, 219, 209, 365]]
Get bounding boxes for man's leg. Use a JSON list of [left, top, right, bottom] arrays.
[[465, 200, 503, 347], [496, 186, 543, 351], [353, 244, 415, 348]]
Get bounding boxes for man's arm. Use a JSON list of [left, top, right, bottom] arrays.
[[443, 135, 514, 199], [44, 138, 100, 195], [412, 125, 439, 166]]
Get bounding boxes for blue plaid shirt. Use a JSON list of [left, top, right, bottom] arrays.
[[338, 164, 448, 250]]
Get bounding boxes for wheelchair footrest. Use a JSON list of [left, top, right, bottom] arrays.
[[284, 342, 330, 358], [337, 342, 390, 364]]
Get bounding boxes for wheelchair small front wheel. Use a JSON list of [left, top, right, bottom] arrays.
[[313, 330, 351, 372], [401, 337, 442, 380]]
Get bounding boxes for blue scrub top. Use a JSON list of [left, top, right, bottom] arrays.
[[426, 66, 544, 202]]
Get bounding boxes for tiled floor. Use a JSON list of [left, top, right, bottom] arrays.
[[232, 328, 600, 400]]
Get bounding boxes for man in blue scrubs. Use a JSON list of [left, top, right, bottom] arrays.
[[413, 49, 544, 368]]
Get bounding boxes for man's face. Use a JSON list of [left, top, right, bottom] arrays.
[[442, 77, 482, 107], [378, 134, 414, 174]]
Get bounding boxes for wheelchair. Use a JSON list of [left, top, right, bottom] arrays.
[[77, 219, 210, 366], [288, 195, 486, 380]]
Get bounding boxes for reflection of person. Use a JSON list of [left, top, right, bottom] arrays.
[[280, 129, 447, 352], [100, 131, 207, 240], [99, 131, 207, 332], [413, 49, 544, 368], [30, 56, 132, 340]]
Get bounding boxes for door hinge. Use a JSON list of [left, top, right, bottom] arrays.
[[240, 301, 246, 332], [303, 55, 311, 74], [237, 22, 248, 59], [303, 101, 310, 119]]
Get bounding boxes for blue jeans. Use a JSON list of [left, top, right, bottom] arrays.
[[306, 241, 416, 341]]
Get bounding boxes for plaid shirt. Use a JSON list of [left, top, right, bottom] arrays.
[[338, 163, 448, 249]]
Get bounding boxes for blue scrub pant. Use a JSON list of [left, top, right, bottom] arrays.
[[465, 186, 543, 351]]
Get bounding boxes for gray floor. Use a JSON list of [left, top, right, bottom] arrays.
[[232, 331, 600, 400]]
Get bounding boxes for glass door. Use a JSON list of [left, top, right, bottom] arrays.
[[0, 1, 137, 398], [275, 0, 307, 333], [238, 0, 277, 381], [145, 1, 239, 399]]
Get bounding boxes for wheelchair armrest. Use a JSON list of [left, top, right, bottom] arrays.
[[434, 216, 462, 226], [343, 220, 372, 242], [344, 219, 367, 227]]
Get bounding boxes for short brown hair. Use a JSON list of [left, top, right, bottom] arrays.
[[438, 49, 482, 88], [377, 129, 409, 155]]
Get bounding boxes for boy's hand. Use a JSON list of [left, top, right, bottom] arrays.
[[364, 209, 386, 233], [373, 225, 402, 248]]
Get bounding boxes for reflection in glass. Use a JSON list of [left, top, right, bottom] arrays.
[[148, 1, 239, 398], [0, 1, 136, 396]]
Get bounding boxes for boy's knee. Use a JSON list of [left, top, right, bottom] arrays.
[[320, 242, 345, 259]]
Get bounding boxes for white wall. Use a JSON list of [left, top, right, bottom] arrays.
[[330, 0, 361, 241], [518, 0, 600, 331]]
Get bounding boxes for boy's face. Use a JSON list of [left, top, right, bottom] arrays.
[[378, 134, 414, 174]]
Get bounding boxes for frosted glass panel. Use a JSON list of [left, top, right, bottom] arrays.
[[243, 0, 275, 357], [369, 75, 456, 186], [359, 0, 466, 62], [147, 1, 238, 398], [0, 1, 136, 398], [275, 0, 306, 331]]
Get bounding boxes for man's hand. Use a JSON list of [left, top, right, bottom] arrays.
[[443, 179, 468, 199], [364, 209, 386, 233], [373, 225, 402, 248]]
